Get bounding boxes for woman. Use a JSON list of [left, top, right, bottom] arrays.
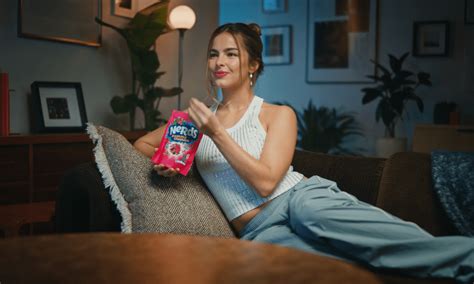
[[134, 23, 473, 283]]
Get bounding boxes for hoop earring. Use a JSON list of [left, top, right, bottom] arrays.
[[249, 73, 254, 87]]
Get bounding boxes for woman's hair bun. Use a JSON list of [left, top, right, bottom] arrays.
[[248, 23, 262, 36]]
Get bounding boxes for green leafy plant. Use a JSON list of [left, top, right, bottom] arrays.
[[95, 1, 182, 130], [361, 52, 432, 138], [277, 101, 365, 155]]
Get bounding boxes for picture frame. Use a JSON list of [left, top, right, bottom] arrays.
[[30, 82, 88, 133], [112, 0, 160, 18], [261, 25, 292, 65], [17, 0, 102, 47], [306, 0, 378, 83], [412, 21, 449, 57], [465, 0, 474, 24], [262, 0, 287, 13]]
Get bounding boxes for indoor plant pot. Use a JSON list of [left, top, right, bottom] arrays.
[[375, 137, 407, 158]]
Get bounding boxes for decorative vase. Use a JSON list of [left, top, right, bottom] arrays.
[[375, 137, 407, 158]]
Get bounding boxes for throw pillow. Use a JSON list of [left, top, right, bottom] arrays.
[[87, 123, 236, 237]]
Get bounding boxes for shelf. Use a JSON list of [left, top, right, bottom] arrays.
[[0, 130, 146, 236]]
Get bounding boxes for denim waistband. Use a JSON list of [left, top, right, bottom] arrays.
[[238, 189, 289, 237], [239, 176, 321, 237], [238, 175, 342, 238]]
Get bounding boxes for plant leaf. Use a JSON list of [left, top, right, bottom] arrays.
[[389, 54, 401, 73], [370, 59, 390, 77], [110, 94, 139, 114], [361, 88, 383, 104]]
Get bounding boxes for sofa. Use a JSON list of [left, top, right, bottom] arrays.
[[55, 150, 458, 284]]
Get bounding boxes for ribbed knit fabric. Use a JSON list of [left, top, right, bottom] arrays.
[[195, 96, 304, 221]]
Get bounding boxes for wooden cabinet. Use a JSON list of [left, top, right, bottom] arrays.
[[0, 131, 145, 236], [413, 124, 474, 153]]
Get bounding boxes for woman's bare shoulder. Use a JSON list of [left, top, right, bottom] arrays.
[[260, 102, 296, 130]]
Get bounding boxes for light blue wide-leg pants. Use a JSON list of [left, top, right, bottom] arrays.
[[240, 176, 474, 284]]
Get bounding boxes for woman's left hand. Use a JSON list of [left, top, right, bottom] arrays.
[[187, 97, 224, 138]]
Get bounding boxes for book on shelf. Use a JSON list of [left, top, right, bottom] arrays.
[[0, 72, 10, 136]]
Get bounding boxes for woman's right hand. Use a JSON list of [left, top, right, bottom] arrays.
[[152, 148, 180, 177], [153, 164, 180, 177]]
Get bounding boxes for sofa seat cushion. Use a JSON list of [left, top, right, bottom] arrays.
[[87, 124, 235, 237]]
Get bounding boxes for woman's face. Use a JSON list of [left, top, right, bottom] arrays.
[[208, 32, 253, 90]]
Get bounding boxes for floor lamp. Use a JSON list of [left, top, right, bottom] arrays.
[[168, 5, 196, 110]]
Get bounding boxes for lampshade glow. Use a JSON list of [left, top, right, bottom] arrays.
[[168, 5, 196, 30]]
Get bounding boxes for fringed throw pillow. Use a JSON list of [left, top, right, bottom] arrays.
[[87, 123, 235, 237]]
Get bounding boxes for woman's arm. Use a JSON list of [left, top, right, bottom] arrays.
[[188, 98, 297, 197], [133, 125, 167, 158], [134, 125, 180, 177]]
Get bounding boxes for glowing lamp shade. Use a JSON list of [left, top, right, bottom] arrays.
[[168, 5, 196, 30]]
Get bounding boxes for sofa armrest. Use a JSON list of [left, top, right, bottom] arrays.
[[292, 150, 385, 205], [376, 152, 457, 236], [55, 163, 121, 233]]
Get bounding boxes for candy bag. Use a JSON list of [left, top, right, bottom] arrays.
[[151, 110, 203, 176]]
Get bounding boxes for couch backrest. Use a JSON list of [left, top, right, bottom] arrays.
[[292, 150, 458, 237], [376, 152, 457, 236], [292, 150, 385, 205]]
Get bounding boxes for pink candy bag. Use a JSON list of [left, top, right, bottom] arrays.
[[151, 110, 203, 176]]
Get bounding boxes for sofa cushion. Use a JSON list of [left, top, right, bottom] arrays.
[[377, 152, 457, 236], [87, 123, 236, 237]]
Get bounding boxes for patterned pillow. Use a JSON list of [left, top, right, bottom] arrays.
[[87, 123, 236, 237]]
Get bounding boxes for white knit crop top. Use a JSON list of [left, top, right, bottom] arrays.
[[195, 95, 304, 221]]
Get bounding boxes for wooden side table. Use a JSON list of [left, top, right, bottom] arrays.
[[0, 201, 55, 237]]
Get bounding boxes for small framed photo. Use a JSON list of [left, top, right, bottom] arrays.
[[113, 0, 160, 18], [30, 81, 88, 133], [261, 25, 292, 65], [113, 0, 138, 18], [262, 0, 287, 13], [466, 0, 474, 24], [413, 21, 450, 57]]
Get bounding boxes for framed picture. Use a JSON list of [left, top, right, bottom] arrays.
[[465, 0, 474, 24], [18, 0, 102, 47], [306, 0, 378, 83], [30, 82, 88, 133], [113, 0, 160, 18], [413, 21, 449, 57], [261, 26, 292, 65], [262, 0, 287, 13]]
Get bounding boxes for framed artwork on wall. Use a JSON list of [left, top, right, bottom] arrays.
[[261, 25, 292, 65], [413, 21, 449, 57], [112, 0, 160, 18], [262, 0, 287, 13], [18, 0, 102, 47], [306, 0, 378, 83], [465, 0, 474, 24], [30, 82, 88, 133]]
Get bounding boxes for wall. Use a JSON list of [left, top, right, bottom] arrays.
[[0, 0, 218, 134], [220, 0, 474, 155]]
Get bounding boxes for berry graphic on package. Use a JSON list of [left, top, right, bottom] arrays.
[[151, 110, 203, 176]]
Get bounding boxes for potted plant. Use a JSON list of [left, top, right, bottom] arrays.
[[361, 52, 432, 157], [95, 0, 182, 131], [277, 100, 365, 155]]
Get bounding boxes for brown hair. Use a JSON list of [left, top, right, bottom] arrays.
[[206, 23, 264, 102]]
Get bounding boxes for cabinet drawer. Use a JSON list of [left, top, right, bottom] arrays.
[[33, 143, 94, 174], [0, 146, 29, 182], [0, 183, 29, 205], [33, 172, 64, 202]]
